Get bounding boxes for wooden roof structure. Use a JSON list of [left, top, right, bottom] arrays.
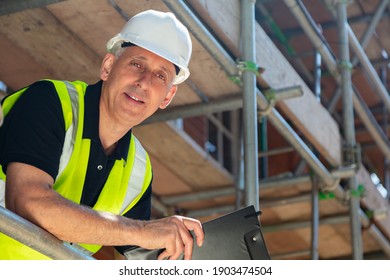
[[0, 0, 390, 260]]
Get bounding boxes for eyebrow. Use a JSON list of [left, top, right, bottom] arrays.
[[132, 55, 172, 74]]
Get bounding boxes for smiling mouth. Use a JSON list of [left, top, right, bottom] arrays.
[[126, 93, 144, 103]]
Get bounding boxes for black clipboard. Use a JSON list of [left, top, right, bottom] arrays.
[[124, 205, 271, 260]]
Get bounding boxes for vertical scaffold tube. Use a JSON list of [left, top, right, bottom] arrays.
[[241, 0, 259, 211], [336, 1, 363, 260]]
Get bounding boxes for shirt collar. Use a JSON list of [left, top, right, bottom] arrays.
[[83, 80, 131, 161]]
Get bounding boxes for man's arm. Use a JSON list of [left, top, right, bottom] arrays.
[[5, 162, 204, 260]]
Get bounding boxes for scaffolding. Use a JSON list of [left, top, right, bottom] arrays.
[[0, 0, 389, 259]]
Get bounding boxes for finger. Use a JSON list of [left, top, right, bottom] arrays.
[[174, 223, 195, 260], [170, 240, 184, 260], [182, 231, 193, 260], [158, 233, 178, 260], [183, 219, 204, 247], [162, 237, 183, 260], [157, 249, 170, 260]]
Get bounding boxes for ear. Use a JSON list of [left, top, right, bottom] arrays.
[[100, 53, 116, 81], [159, 85, 177, 109]]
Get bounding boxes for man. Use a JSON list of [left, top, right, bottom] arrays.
[[0, 10, 204, 260]]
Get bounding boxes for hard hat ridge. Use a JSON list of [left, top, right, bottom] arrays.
[[106, 10, 192, 84]]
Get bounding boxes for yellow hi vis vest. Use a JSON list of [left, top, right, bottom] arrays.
[[0, 80, 152, 259]]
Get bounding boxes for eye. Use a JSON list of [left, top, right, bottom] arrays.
[[154, 72, 167, 81], [130, 62, 140, 68], [130, 60, 143, 71]]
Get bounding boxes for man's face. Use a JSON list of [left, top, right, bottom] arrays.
[[100, 46, 177, 127]]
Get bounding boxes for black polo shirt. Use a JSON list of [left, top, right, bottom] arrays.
[[0, 80, 152, 250]]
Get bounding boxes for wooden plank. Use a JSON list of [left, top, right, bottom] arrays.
[[188, 0, 342, 166], [0, 0, 65, 16], [357, 166, 390, 240], [263, 210, 382, 259], [264, 230, 310, 259], [0, 7, 102, 84], [133, 122, 234, 190], [0, 33, 50, 90], [149, 155, 193, 196], [46, 0, 125, 58]]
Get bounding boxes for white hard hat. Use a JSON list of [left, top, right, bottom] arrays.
[[106, 10, 192, 84]]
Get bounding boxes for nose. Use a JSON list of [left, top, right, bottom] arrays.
[[135, 70, 152, 89]]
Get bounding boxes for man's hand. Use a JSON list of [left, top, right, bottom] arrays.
[[139, 216, 204, 260]]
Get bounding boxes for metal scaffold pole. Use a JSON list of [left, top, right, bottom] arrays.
[[0, 206, 94, 260], [241, 0, 259, 211], [336, 0, 363, 259], [311, 51, 322, 260]]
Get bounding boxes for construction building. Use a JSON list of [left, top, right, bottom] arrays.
[[0, 0, 389, 260]]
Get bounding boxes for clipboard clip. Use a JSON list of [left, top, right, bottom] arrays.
[[244, 209, 262, 219]]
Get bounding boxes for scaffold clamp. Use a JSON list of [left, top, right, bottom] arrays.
[[322, 176, 341, 193], [337, 60, 353, 72], [344, 184, 366, 202], [229, 59, 263, 86], [258, 88, 276, 117], [343, 143, 362, 170]]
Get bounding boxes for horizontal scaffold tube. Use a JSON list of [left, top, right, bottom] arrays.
[[0, 206, 94, 260]]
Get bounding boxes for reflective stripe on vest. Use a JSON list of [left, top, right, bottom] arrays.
[[0, 80, 152, 259]]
